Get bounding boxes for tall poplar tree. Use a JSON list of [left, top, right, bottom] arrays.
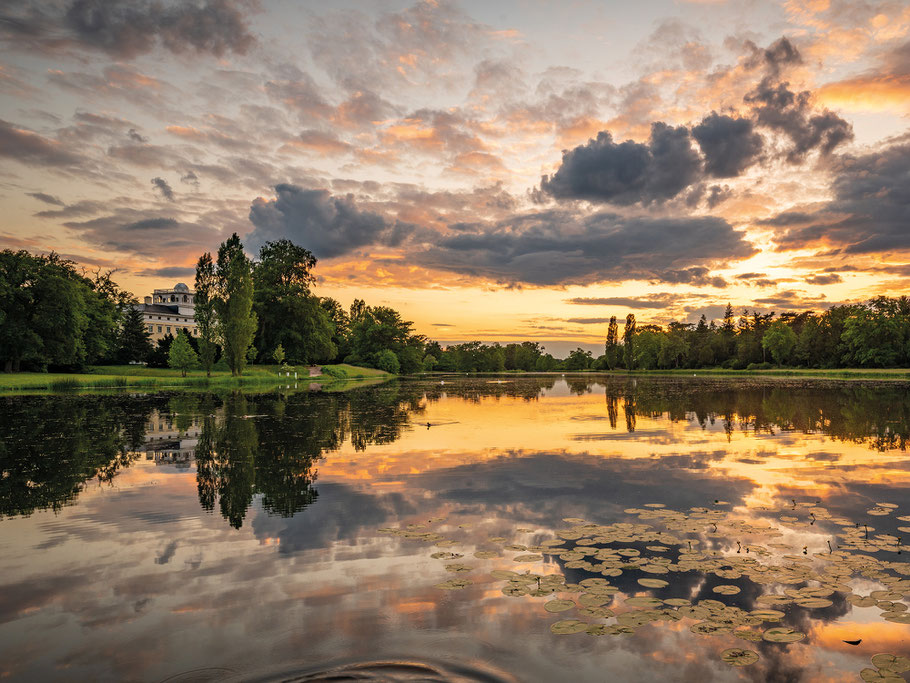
[[194, 252, 218, 376], [605, 316, 619, 370], [215, 234, 257, 376], [623, 313, 636, 371]]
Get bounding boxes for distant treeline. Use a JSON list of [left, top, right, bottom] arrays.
[[2, 245, 909, 373]]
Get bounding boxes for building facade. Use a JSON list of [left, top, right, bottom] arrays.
[[137, 282, 199, 341]]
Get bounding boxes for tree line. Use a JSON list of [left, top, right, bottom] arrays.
[[591, 300, 910, 371], [2, 242, 909, 374]]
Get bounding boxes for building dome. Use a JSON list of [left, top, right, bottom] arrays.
[[174, 282, 189, 292]]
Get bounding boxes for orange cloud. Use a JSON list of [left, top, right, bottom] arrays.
[[817, 74, 910, 113]]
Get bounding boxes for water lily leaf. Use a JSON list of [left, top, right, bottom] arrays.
[[544, 599, 575, 613], [445, 563, 473, 573], [550, 619, 588, 634], [871, 654, 910, 673], [638, 578, 669, 588], [513, 553, 543, 563], [721, 648, 759, 667], [436, 579, 472, 590], [713, 585, 741, 595], [762, 627, 806, 643]]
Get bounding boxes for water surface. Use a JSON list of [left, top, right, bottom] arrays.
[[1, 376, 908, 681]]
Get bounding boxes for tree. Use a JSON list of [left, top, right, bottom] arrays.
[[762, 319, 797, 366], [374, 348, 400, 374], [623, 314, 636, 371], [272, 343, 285, 366], [565, 347, 593, 371], [168, 330, 199, 376], [194, 252, 219, 376], [215, 234, 257, 376], [605, 316, 619, 370], [116, 306, 153, 364], [253, 240, 335, 365]]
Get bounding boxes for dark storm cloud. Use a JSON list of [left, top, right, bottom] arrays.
[[180, 170, 199, 187], [414, 210, 755, 287], [744, 79, 853, 162], [691, 113, 763, 178], [0, 118, 83, 167], [540, 37, 849, 207], [26, 191, 64, 206], [247, 184, 418, 259], [774, 142, 910, 254], [540, 123, 702, 204], [35, 198, 106, 218], [127, 128, 147, 143], [151, 177, 174, 201], [0, 0, 255, 59]]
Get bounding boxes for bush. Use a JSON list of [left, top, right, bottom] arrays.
[[321, 366, 348, 379], [374, 349, 400, 374], [746, 362, 774, 370]]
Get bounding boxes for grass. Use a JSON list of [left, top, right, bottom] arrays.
[[0, 363, 391, 393]]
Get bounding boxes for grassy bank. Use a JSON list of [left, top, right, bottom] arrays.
[[559, 367, 910, 381], [0, 363, 390, 393]]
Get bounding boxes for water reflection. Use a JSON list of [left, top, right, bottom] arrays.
[[2, 377, 910, 524], [0, 377, 908, 682]]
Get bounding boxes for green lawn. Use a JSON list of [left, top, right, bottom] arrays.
[[0, 363, 390, 392]]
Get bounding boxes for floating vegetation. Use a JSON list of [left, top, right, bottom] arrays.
[[377, 497, 910, 676], [720, 648, 759, 667]]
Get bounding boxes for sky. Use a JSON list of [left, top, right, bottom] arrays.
[[1, 0, 909, 352]]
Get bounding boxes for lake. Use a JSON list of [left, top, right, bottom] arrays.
[[1, 376, 908, 682]]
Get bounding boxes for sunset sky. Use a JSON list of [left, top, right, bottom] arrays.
[[1, 0, 909, 352]]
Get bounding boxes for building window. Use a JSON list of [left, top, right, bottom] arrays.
[[166, 326, 171, 333], [147, 325, 153, 332], [183, 295, 188, 302], [157, 326, 162, 333]]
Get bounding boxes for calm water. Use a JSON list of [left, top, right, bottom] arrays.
[[1, 376, 908, 682]]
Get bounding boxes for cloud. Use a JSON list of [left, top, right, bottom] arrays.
[[691, 113, 763, 178], [127, 128, 147, 143], [0, 118, 83, 167], [247, 184, 418, 259], [540, 123, 701, 204], [63, 209, 219, 255], [135, 266, 196, 278], [805, 273, 841, 285], [414, 210, 755, 287], [817, 39, 910, 113], [565, 317, 613, 324], [0, 0, 255, 59], [26, 191, 64, 206], [151, 177, 175, 201], [744, 78, 853, 162], [180, 170, 199, 187], [567, 293, 683, 309], [654, 266, 727, 287], [774, 141, 910, 254]]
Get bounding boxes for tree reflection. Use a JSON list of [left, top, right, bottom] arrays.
[[2, 376, 909, 524], [0, 394, 156, 517]]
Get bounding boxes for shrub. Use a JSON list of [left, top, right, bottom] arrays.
[[321, 366, 348, 379], [374, 349, 400, 374]]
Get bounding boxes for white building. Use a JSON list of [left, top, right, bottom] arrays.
[[137, 282, 199, 341]]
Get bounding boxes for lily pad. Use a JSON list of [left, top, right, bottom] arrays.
[[721, 648, 759, 667], [762, 627, 806, 643], [638, 578, 669, 588], [436, 579, 472, 590], [871, 654, 910, 673], [543, 599, 575, 613], [550, 619, 588, 634], [713, 585, 741, 595]]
